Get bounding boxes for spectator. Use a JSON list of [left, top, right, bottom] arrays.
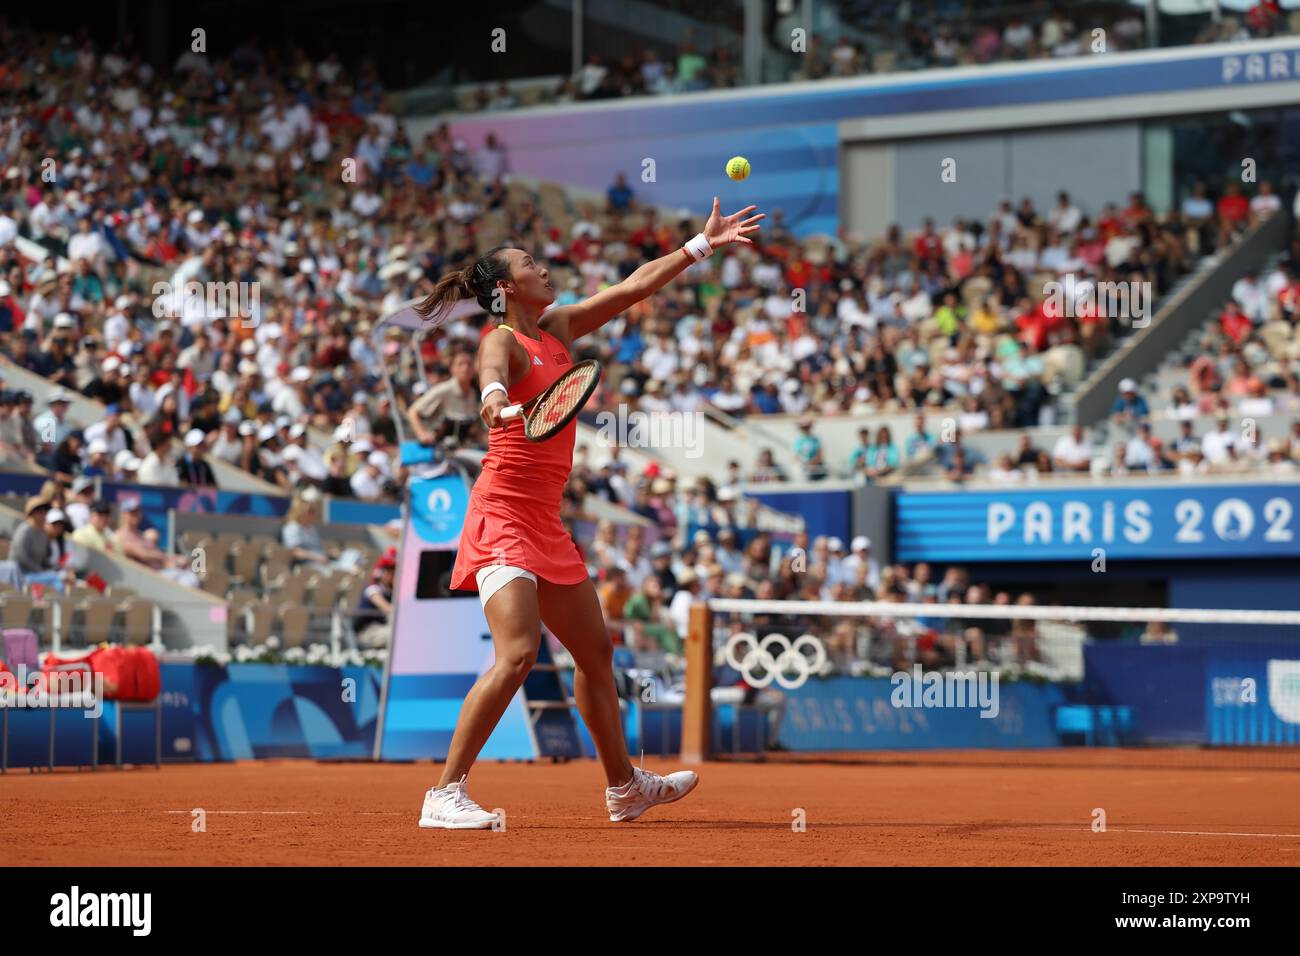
[[597, 564, 633, 620], [32, 388, 76, 451], [1232, 269, 1269, 323], [853, 425, 899, 483], [1052, 424, 1094, 472], [1140, 620, 1179, 645], [1180, 182, 1215, 252], [70, 499, 118, 554], [137, 431, 179, 487], [988, 453, 1026, 484], [349, 450, 390, 500], [1250, 180, 1282, 220], [844, 536, 881, 592], [623, 576, 679, 654], [57, 478, 92, 531], [44, 508, 85, 579], [1178, 442, 1210, 476], [944, 446, 973, 482], [1124, 422, 1158, 471], [81, 405, 129, 459], [667, 569, 700, 644], [606, 173, 635, 214], [114, 499, 200, 587], [11, 496, 68, 591], [934, 428, 986, 473], [176, 429, 217, 487], [904, 414, 936, 460], [1266, 439, 1297, 473], [406, 350, 478, 446], [0, 390, 37, 464], [1169, 386, 1197, 420], [1217, 183, 1250, 244], [211, 413, 244, 466], [355, 553, 395, 648], [1014, 433, 1041, 467], [644, 539, 675, 590], [1111, 378, 1150, 424], [792, 418, 823, 477], [750, 448, 788, 483]]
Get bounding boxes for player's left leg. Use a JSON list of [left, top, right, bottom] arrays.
[[537, 577, 699, 822], [536, 576, 632, 786]]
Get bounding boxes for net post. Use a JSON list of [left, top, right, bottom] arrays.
[[681, 601, 714, 764]]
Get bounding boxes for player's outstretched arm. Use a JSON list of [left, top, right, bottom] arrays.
[[477, 326, 525, 429], [546, 197, 763, 345]]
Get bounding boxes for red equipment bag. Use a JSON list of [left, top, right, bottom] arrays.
[[42, 646, 160, 701], [122, 647, 161, 701]]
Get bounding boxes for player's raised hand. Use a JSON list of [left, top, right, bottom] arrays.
[[703, 196, 765, 249]]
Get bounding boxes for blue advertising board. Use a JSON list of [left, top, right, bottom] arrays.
[[748, 487, 852, 542], [179, 662, 382, 761], [896, 482, 1300, 562], [776, 676, 1066, 750], [1080, 642, 1300, 745], [1082, 644, 1208, 744], [1205, 646, 1300, 746], [326, 498, 400, 527]]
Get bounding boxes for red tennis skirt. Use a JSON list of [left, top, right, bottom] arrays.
[[449, 474, 589, 591]]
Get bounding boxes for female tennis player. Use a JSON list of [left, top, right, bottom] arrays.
[[414, 197, 764, 828]]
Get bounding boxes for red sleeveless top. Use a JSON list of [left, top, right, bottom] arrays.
[[449, 325, 588, 590]]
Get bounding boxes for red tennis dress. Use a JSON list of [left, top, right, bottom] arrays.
[[449, 325, 588, 591]]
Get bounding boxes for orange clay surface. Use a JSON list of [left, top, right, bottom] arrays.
[[5, 750, 1299, 866]]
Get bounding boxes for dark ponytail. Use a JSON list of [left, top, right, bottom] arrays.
[[415, 245, 514, 321]]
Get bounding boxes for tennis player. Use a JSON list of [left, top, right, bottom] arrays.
[[415, 197, 764, 828]]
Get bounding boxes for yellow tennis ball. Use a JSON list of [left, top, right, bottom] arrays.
[[725, 156, 751, 181]]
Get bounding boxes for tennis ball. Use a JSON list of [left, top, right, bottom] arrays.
[[725, 156, 751, 181]]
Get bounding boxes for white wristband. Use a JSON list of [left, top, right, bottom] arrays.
[[481, 382, 508, 403], [684, 232, 712, 262]]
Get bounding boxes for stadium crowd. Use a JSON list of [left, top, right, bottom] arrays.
[[0, 22, 1293, 657], [467, 2, 1295, 109], [579, 509, 1124, 672], [1, 22, 1293, 495]]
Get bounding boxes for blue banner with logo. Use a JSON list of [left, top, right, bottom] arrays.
[[776, 676, 1066, 750], [178, 662, 382, 760], [896, 482, 1300, 562], [1206, 646, 1300, 746], [408, 474, 470, 547]]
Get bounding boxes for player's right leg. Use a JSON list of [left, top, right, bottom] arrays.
[[418, 574, 540, 830]]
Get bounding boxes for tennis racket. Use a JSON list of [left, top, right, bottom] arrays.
[[499, 359, 602, 442]]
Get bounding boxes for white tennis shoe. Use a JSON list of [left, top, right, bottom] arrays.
[[605, 766, 700, 822], [418, 776, 500, 830]]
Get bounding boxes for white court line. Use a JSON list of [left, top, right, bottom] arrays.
[[164, 810, 307, 815], [57, 810, 1300, 836], [161, 810, 406, 816], [1044, 826, 1300, 839]]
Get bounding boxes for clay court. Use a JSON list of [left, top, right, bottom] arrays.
[[7, 750, 1300, 866]]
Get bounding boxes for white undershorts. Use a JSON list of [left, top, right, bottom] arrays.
[[475, 564, 537, 610]]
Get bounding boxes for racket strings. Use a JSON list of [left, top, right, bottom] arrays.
[[527, 364, 598, 438]]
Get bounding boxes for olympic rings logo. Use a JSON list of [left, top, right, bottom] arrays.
[[723, 632, 827, 690]]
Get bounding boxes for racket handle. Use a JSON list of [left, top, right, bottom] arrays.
[[500, 404, 523, 420]]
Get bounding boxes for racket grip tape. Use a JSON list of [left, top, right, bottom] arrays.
[[500, 404, 524, 420]]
